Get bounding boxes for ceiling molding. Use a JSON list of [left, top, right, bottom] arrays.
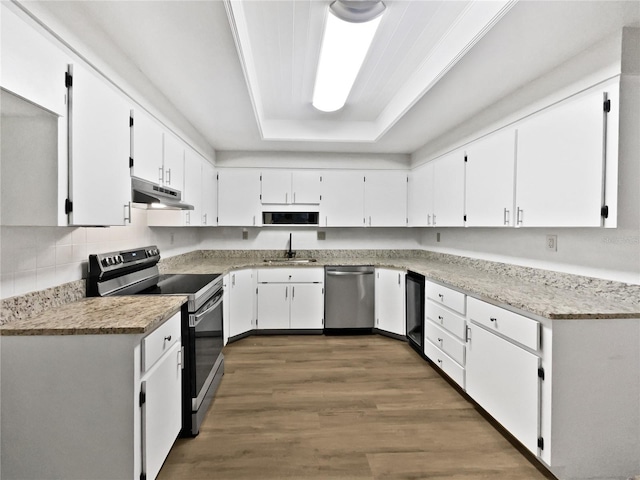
[[226, 0, 517, 144]]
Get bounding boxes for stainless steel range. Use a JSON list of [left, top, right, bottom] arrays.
[[87, 246, 224, 437]]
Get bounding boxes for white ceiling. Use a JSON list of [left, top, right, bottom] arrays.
[[26, 0, 640, 155]]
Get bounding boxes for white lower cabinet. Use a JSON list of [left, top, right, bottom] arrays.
[[424, 280, 467, 389], [466, 321, 540, 455], [289, 283, 325, 329], [256, 268, 324, 330], [140, 335, 182, 480], [374, 268, 406, 336], [0, 311, 182, 480], [424, 285, 640, 480], [256, 283, 290, 329], [227, 268, 255, 338]]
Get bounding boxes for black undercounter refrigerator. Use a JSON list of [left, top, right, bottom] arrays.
[[406, 271, 425, 355]]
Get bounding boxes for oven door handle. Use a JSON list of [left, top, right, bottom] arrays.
[[190, 294, 223, 328]]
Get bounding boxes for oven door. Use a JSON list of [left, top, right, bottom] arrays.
[[188, 289, 223, 411]]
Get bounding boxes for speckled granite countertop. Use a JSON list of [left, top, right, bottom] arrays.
[[2, 249, 638, 335], [0, 295, 186, 336], [160, 250, 640, 320]]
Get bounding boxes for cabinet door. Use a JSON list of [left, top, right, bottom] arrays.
[[515, 87, 609, 227], [466, 129, 516, 227], [1, 5, 69, 116], [261, 171, 291, 204], [364, 171, 407, 227], [292, 171, 322, 204], [290, 283, 324, 329], [433, 151, 465, 226], [131, 109, 163, 184], [375, 269, 405, 336], [257, 284, 290, 329], [201, 160, 217, 226], [217, 170, 262, 226], [162, 132, 184, 190], [69, 63, 131, 226], [408, 163, 434, 227], [141, 341, 182, 480], [321, 171, 365, 226], [223, 274, 230, 346], [228, 269, 255, 337], [182, 149, 202, 226], [466, 323, 540, 454]]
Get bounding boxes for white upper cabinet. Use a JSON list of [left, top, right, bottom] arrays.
[[515, 82, 615, 227], [182, 149, 203, 226], [320, 171, 365, 227], [292, 171, 322, 204], [201, 159, 217, 226], [465, 129, 516, 227], [130, 108, 164, 184], [68, 63, 131, 226], [407, 162, 434, 227], [217, 169, 262, 226], [261, 171, 291, 204], [261, 170, 321, 205], [364, 171, 408, 227], [162, 132, 185, 191], [1, 5, 69, 116], [130, 108, 184, 192], [433, 150, 466, 227]]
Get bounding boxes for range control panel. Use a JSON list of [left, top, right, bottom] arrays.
[[88, 246, 160, 275]]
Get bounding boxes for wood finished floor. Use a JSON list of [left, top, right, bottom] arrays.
[[159, 335, 554, 480]]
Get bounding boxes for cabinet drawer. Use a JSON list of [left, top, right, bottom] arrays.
[[425, 300, 467, 340], [424, 340, 465, 389], [468, 297, 539, 350], [426, 281, 466, 314], [425, 321, 466, 366], [141, 312, 181, 372], [257, 267, 324, 283]]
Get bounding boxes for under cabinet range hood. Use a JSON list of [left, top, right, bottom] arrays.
[[131, 176, 194, 210]]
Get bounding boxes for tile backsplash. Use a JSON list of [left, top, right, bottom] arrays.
[[0, 208, 151, 299]]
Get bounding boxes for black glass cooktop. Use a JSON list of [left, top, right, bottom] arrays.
[[141, 273, 221, 295]]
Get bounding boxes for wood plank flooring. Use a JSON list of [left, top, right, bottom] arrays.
[[158, 335, 555, 480]]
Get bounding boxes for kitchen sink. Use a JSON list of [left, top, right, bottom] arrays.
[[263, 258, 318, 264]]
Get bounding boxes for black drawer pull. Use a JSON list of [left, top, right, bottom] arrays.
[[489, 318, 497, 322], [164, 335, 172, 342]]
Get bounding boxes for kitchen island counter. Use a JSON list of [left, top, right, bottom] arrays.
[[0, 295, 186, 336]]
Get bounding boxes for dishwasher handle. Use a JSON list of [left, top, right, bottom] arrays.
[[326, 270, 374, 276]]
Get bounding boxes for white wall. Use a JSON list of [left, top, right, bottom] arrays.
[[216, 151, 410, 170], [0, 208, 421, 299], [199, 227, 421, 252], [0, 208, 201, 299]]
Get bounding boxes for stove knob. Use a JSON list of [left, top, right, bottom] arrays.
[[116, 255, 124, 264], [101, 258, 110, 267]]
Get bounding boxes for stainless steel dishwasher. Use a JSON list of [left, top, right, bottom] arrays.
[[324, 266, 375, 332]]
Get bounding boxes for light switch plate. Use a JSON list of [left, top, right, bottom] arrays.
[[546, 235, 557, 252]]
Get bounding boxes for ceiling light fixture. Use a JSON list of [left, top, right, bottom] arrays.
[[312, 0, 385, 113]]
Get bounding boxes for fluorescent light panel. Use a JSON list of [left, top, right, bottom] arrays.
[[312, 9, 383, 112]]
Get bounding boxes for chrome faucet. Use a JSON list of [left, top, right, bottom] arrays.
[[286, 233, 296, 259]]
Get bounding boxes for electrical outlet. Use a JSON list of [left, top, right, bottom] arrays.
[[436, 232, 441, 243], [242, 229, 248, 240], [170, 232, 175, 245], [546, 234, 557, 252], [317, 231, 326, 240]]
